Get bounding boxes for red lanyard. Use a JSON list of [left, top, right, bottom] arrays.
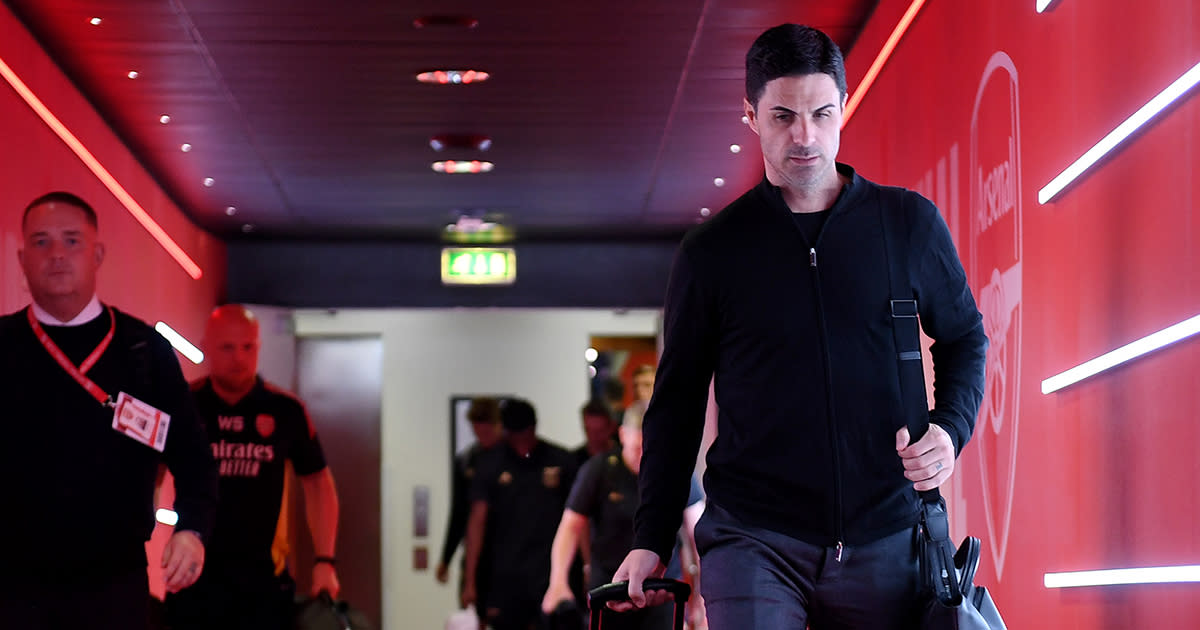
[[27, 306, 117, 407]]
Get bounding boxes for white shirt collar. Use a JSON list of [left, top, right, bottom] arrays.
[[31, 295, 103, 326]]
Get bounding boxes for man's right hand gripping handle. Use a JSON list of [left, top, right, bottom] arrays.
[[607, 549, 670, 611]]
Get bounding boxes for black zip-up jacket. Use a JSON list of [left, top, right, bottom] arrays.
[[633, 165, 988, 560]]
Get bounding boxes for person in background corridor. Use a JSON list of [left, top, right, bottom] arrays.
[[463, 398, 577, 630], [572, 397, 619, 467], [437, 397, 503, 626], [166, 304, 340, 630], [630, 364, 656, 405], [544, 401, 707, 629]]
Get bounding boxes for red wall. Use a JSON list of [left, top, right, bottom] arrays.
[[0, 4, 225, 598], [834, 1, 1199, 627]]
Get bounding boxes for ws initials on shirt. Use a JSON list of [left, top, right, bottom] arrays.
[[217, 415, 245, 432], [211, 439, 276, 477]]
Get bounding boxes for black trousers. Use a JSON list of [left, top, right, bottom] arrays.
[[696, 503, 922, 630], [165, 570, 295, 630], [0, 568, 151, 630]]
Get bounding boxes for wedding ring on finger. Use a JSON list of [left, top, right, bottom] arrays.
[[934, 461, 944, 472]]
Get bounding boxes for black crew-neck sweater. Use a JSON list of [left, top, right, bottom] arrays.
[[0, 306, 217, 582], [633, 165, 988, 559]]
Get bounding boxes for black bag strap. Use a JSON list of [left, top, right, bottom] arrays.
[[879, 189, 962, 606], [878, 188, 937, 502]]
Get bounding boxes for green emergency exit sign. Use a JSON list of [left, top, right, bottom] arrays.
[[441, 247, 516, 285]]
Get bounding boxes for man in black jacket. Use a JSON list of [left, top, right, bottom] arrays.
[[612, 24, 988, 630], [0, 192, 218, 630]]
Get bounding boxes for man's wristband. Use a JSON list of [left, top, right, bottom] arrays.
[[314, 555, 337, 566]]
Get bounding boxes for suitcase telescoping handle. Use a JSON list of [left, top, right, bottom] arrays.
[[587, 578, 692, 630]]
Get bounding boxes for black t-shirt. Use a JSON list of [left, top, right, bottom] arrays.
[[470, 439, 577, 597], [567, 449, 703, 586], [191, 376, 327, 580], [790, 207, 832, 246]]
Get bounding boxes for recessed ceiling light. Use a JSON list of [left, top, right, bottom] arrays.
[[714, 177, 725, 187], [730, 144, 741, 153], [127, 71, 139, 79], [180, 143, 192, 152], [203, 177, 214, 187], [432, 160, 494, 174], [159, 115, 171, 124], [412, 15, 480, 29], [430, 134, 492, 151], [89, 17, 102, 26], [416, 70, 490, 85], [225, 206, 237, 216], [700, 207, 711, 217]]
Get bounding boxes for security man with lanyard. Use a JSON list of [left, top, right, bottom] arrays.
[[166, 304, 341, 630], [0, 192, 218, 630]]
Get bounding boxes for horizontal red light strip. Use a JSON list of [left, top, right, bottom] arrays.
[[0, 54, 203, 279], [842, 0, 927, 129]]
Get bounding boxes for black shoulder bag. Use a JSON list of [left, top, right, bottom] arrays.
[[881, 190, 1007, 630]]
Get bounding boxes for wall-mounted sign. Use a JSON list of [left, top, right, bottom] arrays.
[[440, 247, 516, 285]]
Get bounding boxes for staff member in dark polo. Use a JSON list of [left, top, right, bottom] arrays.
[[0, 192, 218, 630], [166, 304, 340, 630], [436, 396, 503, 621], [542, 401, 707, 629], [462, 398, 577, 630]]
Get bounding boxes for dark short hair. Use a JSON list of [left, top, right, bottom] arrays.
[[500, 398, 537, 432], [581, 398, 614, 421], [467, 397, 501, 425], [745, 24, 847, 109], [23, 192, 98, 230], [632, 364, 655, 379]]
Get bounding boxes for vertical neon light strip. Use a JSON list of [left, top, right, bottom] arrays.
[[0, 55, 204, 279], [1041, 313, 1200, 394], [1045, 565, 1200, 588], [842, 0, 928, 128], [1038, 60, 1200, 204], [154, 321, 205, 364]]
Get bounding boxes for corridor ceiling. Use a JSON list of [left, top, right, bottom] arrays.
[[7, 0, 877, 240]]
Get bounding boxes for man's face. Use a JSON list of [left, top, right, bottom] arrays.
[[633, 372, 655, 402], [203, 318, 260, 392], [472, 420, 502, 449], [583, 412, 616, 446], [18, 203, 104, 305], [745, 73, 846, 193], [620, 425, 643, 474]]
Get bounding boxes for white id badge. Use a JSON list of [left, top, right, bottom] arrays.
[[112, 392, 171, 452]]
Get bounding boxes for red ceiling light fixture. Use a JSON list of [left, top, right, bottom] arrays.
[[416, 70, 490, 85], [412, 15, 480, 29], [430, 133, 492, 152], [432, 160, 494, 174]]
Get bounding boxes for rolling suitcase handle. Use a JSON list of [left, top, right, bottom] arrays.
[[587, 578, 692, 630]]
